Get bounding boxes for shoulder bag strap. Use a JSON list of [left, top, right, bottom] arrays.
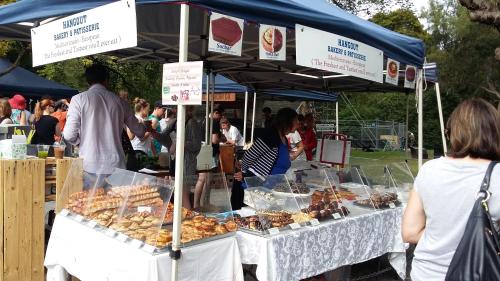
[[479, 161, 500, 252]]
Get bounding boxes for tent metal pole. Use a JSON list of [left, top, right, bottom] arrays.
[[435, 82, 447, 155], [417, 69, 424, 169], [405, 92, 409, 150], [243, 91, 248, 143], [251, 91, 256, 143], [171, 4, 189, 281], [335, 101, 339, 135], [209, 72, 215, 139], [205, 73, 210, 143]]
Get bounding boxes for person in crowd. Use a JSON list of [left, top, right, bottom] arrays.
[[31, 98, 61, 145], [117, 90, 138, 171], [150, 105, 202, 208], [64, 64, 146, 174], [220, 116, 244, 146], [262, 107, 274, 129], [287, 114, 305, 161], [298, 113, 317, 161], [0, 98, 13, 124], [402, 98, 500, 281], [160, 107, 176, 153], [149, 101, 166, 155], [127, 98, 155, 156], [51, 99, 69, 142], [8, 94, 28, 125], [232, 108, 299, 209], [210, 104, 224, 167]]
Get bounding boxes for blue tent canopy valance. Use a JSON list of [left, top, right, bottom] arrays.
[[0, 58, 78, 98]]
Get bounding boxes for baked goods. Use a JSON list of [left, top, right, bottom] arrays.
[[388, 61, 398, 78], [291, 212, 311, 224], [249, 189, 275, 202], [211, 17, 242, 46], [274, 181, 310, 194], [256, 210, 294, 228], [180, 214, 236, 243], [406, 66, 416, 82], [356, 192, 399, 209], [335, 189, 358, 201], [262, 27, 283, 53], [304, 188, 349, 219], [235, 215, 271, 231]]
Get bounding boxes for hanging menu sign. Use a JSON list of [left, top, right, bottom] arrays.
[[31, 0, 137, 67], [208, 12, 244, 56], [295, 24, 383, 83], [162, 61, 204, 105], [404, 65, 417, 89], [385, 58, 400, 86], [259, 25, 286, 61]]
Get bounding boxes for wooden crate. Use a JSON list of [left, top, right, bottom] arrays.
[[0, 159, 45, 281]]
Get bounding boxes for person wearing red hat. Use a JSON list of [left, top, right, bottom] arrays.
[[8, 94, 29, 126]]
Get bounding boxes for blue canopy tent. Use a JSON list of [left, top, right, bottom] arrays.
[[0, 2, 428, 278], [0, 58, 78, 98]]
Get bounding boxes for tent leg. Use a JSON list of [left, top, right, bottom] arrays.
[[335, 101, 339, 135], [250, 91, 256, 143], [205, 73, 210, 143], [243, 91, 248, 143], [171, 4, 189, 281], [435, 83, 447, 155], [417, 69, 424, 169], [405, 91, 409, 151]]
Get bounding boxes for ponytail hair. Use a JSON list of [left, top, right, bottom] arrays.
[[133, 97, 149, 113], [34, 98, 53, 122]]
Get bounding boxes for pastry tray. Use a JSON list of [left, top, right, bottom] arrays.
[[237, 224, 292, 236]]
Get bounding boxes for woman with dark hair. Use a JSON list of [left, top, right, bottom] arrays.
[[31, 98, 61, 145], [51, 99, 69, 142], [0, 98, 13, 125], [127, 98, 154, 156], [403, 98, 500, 281], [232, 108, 298, 208]]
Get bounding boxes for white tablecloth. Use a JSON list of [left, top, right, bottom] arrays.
[[45, 215, 244, 281], [236, 208, 406, 281]]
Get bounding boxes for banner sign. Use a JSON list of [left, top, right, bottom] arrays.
[[202, 93, 236, 102], [385, 58, 400, 86], [404, 65, 417, 89], [259, 25, 286, 61], [31, 0, 137, 67], [162, 61, 204, 105], [295, 24, 383, 83], [208, 12, 244, 56]]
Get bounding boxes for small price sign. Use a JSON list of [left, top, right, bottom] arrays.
[[87, 220, 98, 228], [332, 213, 342, 220], [389, 202, 396, 209], [143, 244, 156, 254], [268, 228, 280, 235], [138, 206, 152, 213], [289, 223, 301, 230], [105, 229, 117, 237], [74, 215, 85, 222], [310, 219, 320, 226], [130, 239, 144, 249], [60, 209, 70, 216], [117, 233, 128, 242]]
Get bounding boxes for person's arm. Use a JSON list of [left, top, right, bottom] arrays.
[[290, 141, 304, 160], [54, 122, 62, 137], [63, 97, 81, 145], [151, 118, 176, 148], [127, 127, 135, 140], [402, 189, 426, 243], [1, 118, 12, 125], [122, 100, 145, 139], [19, 111, 27, 126]]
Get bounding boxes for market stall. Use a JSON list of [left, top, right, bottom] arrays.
[[0, 1, 426, 281]]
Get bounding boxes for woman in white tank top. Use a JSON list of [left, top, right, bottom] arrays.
[[402, 98, 500, 281]]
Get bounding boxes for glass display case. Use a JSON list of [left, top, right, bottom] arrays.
[[331, 167, 377, 215], [176, 171, 237, 247], [386, 162, 414, 203], [357, 165, 402, 209], [59, 162, 237, 253], [289, 168, 348, 222], [240, 174, 304, 235]]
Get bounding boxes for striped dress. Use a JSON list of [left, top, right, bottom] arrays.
[[241, 128, 281, 178]]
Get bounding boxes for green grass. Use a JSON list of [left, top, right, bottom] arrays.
[[348, 149, 433, 175]]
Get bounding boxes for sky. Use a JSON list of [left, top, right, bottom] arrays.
[[412, 0, 429, 13]]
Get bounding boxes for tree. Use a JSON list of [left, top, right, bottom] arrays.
[[327, 0, 413, 16], [370, 9, 429, 42]]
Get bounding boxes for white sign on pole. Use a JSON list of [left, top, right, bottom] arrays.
[[162, 61, 204, 105], [259, 25, 286, 61], [208, 12, 244, 56], [385, 58, 400, 86], [295, 24, 384, 83], [31, 0, 137, 67], [404, 65, 417, 89]]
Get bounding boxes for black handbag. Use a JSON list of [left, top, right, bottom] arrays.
[[445, 161, 500, 281]]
